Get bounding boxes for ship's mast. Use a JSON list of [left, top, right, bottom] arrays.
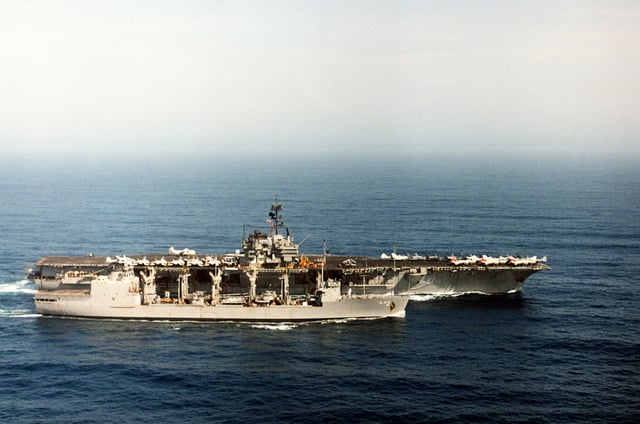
[[269, 196, 284, 236], [321, 239, 326, 286]]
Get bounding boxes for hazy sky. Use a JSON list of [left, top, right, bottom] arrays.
[[2, 0, 639, 160]]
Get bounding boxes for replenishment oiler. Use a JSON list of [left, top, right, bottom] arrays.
[[29, 199, 549, 321], [30, 199, 408, 322]]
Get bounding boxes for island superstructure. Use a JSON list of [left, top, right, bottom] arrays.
[[29, 198, 549, 321]]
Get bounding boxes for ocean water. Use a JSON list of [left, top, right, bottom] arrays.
[[0, 155, 639, 423]]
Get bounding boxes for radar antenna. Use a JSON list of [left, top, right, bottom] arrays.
[[269, 196, 285, 235]]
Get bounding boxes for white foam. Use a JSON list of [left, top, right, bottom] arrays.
[[10, 313, 41, 318], [409, 290, 518, 301], [0, 279, 37, 295], [409, 294, 460, 302], [408, 292, 474, 302], [0, 308, 40, 318], [249, 323, 297, 331]]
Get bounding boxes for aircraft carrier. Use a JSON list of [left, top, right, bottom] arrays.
[[29, 199, 549, 302]]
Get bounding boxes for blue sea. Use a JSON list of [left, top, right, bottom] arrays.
[[1, 155, 639, 423]]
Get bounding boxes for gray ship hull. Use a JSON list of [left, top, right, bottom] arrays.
[[338, 263, 546, 296], [395, 266, 540, 295], [34, 290, 408, 322]]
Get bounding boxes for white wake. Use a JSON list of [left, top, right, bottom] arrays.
[[0, 279, 37, 295]]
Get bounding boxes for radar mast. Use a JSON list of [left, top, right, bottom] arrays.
[[269, 196, 284, 236]]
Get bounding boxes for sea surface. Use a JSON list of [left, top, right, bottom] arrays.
[[0, 155, 638, 423]]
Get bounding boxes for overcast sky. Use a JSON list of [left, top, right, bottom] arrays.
[[2, 0, 639, 160]]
